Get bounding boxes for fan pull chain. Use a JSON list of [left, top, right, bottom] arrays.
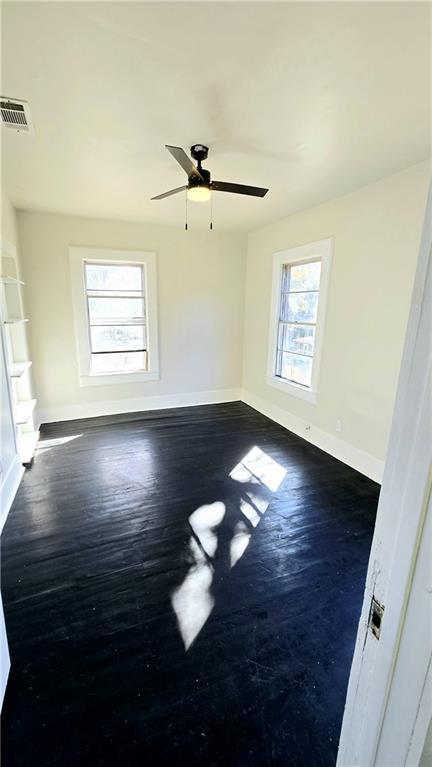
[[185, 191, 188, 231], [210, 193, 213, 231]]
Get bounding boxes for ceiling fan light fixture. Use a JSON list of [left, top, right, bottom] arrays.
[[187, 185, 211, 202]]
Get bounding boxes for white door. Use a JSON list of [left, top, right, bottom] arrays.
[[375, 488, 431, 765]]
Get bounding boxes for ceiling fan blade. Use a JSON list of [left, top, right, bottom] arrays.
[[211, 181, 268, 197], [166, 145, 203, 180], [151, 185, 187, 200]]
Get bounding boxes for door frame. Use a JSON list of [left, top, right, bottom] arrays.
[[337, 182, 431, 766]]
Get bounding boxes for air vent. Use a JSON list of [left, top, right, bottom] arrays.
[[0, 98, 33, 132]]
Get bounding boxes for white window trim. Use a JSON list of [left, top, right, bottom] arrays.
[[266, 238, 333, 404], [69, 247, 159, 387]]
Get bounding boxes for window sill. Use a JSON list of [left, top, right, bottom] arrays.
[[266, 374, 317, 404], [79, 370, 160, 387]]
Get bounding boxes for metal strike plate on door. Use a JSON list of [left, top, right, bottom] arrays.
[[369, 596, 384, 639]]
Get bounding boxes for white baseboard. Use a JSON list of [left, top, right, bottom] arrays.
[[37, 386, 383, 481], [39, 388, 242, 424], [0, 455, 24, 535], [241, 389, 384, 483]]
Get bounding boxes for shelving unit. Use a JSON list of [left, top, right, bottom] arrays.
[[10, 361, 32, 378], [1, 244, 39, 466], [14, 399, 37, 426], [1, 276, 25, 286]]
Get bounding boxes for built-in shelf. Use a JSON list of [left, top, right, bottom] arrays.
[[14, 399, 37, 426], [1, 246, 38, 466], [19, 430, 40, 466], [0, 275, 25, 286], [10, 361, 32, 378]]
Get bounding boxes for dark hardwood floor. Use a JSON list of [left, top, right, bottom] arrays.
[[1, 402, 379, 766]]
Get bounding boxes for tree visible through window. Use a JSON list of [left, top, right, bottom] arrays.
[[84, 261, 147, 375], [275, 260, 321, 388]]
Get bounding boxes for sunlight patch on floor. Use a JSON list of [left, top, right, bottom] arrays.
[[171, 504, 224, 651], [230, 446, 287, 492], [230, 446, 287, 558], [229, 519, 251, 569], [37, 435, 82, 453], [189, 501, 226, 558], [171, 447, 287, 651]]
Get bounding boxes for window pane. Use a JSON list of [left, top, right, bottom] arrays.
[[289, 261, 321, 291], [85, 263, 143, 291], [282, 291, 318, 323], [91, 351, 147, 374], [90, 325, 145, 353], [278, 323, 316, 355], [277, 352, 313, 387], [88, 296, 144, 322]]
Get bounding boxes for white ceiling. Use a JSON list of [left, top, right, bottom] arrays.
[[2, 2, 430, 231]]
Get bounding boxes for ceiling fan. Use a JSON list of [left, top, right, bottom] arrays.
[[151, 144, 269, 203]]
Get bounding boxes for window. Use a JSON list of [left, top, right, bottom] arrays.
[[267, 239, 332, 403], [70, 248, 159, 386], [85, 262, 147, 375], [275, 260, 321, 388]]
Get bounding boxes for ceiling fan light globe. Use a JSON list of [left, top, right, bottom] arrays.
[[187, 185, 211, 202]]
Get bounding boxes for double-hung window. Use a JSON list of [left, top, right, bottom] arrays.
[[85, 262, 147, 375], [70, 248, 159, 386], [267, 238, 332, 403]]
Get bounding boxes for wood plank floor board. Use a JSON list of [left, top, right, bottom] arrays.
[[1, 402, 379, 766]]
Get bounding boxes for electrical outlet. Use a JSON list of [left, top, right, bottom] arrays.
[[336, 419, 342, 433]]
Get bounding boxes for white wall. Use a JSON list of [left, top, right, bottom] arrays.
[[242, 163, 429, 481], [17, 211, 247, 421], [2, 191, 20, 248]]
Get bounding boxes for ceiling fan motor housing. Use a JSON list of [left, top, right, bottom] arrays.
[[189, 145, 210, 188], [190, 144, 209, 163], [189, 166, 211, 189]]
